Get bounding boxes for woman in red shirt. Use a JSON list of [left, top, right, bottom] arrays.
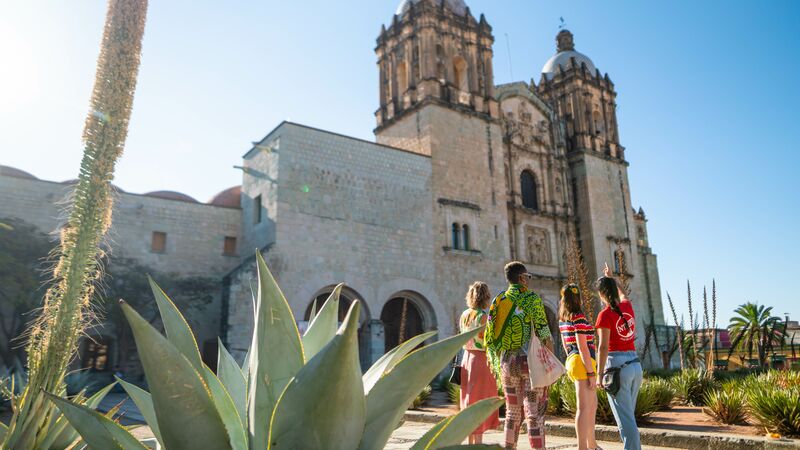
[[595, 264, 643, 450]]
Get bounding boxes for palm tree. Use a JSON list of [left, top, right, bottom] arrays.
[[728, 302, 783, 368]]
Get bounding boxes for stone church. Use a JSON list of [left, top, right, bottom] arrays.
[[0, 0, 665, 372]]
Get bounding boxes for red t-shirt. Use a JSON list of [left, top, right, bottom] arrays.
[[595, 300, 636, 352]]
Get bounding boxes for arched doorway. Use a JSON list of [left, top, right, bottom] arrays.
[[302, 286, 371, 368], [380, 292, 435, 353]]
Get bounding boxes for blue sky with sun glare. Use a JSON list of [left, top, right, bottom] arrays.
[[1, 1, 798, 326]]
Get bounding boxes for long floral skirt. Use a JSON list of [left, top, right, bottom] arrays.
[[460, 349, 501, 436]]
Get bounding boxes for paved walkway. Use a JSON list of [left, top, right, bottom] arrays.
[[386, 421, 682, 450]]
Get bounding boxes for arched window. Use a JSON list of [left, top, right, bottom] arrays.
[[462, 224, 470, 251], [397, 61, 409, 96], [451, 223, 461, 249], [593, 110, 604, 135], [613, 250, 624, 274], [453, 57, 468, 91], [520, 170, 539, 210]]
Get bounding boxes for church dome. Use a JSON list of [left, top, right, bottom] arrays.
[[541, 30, 598, 80], [208, 185, 241, 208], [0, 165, 37, 180], [144, 190, 199, 203], [396, 0, 467, 16]]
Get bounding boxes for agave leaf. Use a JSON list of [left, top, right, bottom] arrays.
[[268, 301, 366, 449], [44, 392, 147, 450], [308, 298, 318, 323], [121, 301, 232, 450], [363, 330, 438, 393], [41, 382, 118, 449], [149, 276, 203, 373], [410, 397, 503, 450], [116, 377, 163, 446], [248, 251, 304, 450], [202, 365, 248, 450], [218, 338, 247, 431], [301, 283, 342, 361], [359, 327, 482, 450]]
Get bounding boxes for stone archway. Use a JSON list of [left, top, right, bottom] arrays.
[[380, 291, 435, 353], [303, 286, 371, 368]]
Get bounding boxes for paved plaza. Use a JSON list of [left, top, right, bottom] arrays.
[[386, 421, 679, 450]]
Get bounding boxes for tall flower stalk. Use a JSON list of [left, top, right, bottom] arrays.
[[2, 0, 148, 447]]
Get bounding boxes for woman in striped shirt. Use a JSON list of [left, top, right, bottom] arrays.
[[559, 284, 600, 450]]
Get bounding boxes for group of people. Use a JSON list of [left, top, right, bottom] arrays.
[[457, 261, 643, 450]]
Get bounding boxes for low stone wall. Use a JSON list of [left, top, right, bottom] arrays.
[[402, 410, 800, 449]]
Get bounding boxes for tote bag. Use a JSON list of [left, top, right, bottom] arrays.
[[527, 336, 566, 388]]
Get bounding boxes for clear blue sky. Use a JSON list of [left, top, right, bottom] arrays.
[[1, 1, 798, 327]]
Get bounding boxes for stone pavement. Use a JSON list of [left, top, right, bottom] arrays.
[[386, 421, 680, 450]]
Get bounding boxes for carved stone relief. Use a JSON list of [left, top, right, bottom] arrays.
[[526, 226, 552, 265]]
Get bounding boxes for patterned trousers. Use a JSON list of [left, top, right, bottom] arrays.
[[501, 354, 549, 450]]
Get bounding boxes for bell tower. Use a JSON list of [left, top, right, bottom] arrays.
[[537, 30, 623, 158], [372, 0, 510, 336], [374, 0, 499, 152], [537, 30, 664, 340]]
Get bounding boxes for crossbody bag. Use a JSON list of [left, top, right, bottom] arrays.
[[602, 357, 640, 396]]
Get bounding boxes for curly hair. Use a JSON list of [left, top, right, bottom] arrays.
[[466, 281, 491, 309]]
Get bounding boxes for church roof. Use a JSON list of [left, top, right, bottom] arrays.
[[396, 0, 467, 16], [542, 50, 597, 80], [541, 30, 598, 80], [0, 165, 38, 180], [144, 190, 199, 203], [208, 185, 242, 208]]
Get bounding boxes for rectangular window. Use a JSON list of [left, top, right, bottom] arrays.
[[151, 231, 167, 253], [82, 338, 110, 371], [223, 236, 237, 256], [254, 195, 262, 224]]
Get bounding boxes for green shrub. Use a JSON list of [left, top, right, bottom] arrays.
[[644, 368, 678, 380], [642, 377, 675, 410], [446, 381, 460, 404], [703, 388, 748, 424], [547, 376, 569, 415], [411, 384, 432, 409], [671, 369, 718, 406], [745, 373, 800, 437], [634, 381, 660, 421]]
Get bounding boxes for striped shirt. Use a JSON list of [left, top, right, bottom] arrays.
[[559, 313, 595, 358]]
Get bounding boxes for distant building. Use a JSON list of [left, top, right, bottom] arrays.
[[0, 0, 666, 373]]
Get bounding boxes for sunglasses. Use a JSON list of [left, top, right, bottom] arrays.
[[521, 273, 533, 280]]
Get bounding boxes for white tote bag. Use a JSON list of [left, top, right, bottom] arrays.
[[527, 336, 566, 388]]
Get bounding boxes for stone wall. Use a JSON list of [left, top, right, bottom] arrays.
[[0, 172, 242, 369], [225, 122, 436, 365]]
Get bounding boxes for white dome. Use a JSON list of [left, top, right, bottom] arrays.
[[541, 50, 597, 80], [396, 0, 467, 16]]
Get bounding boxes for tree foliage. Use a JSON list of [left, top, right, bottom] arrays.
[[0, 218, 52, 368]]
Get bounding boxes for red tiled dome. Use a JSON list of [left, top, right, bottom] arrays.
[[144, 190, 199, 203], [208, 185, 241, 208]]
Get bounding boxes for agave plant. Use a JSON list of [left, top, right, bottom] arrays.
[[45, 253, 502, 449]]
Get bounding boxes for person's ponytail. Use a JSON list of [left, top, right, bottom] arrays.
[[597, 276, 629, 330]]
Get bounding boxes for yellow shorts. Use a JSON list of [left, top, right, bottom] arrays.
[[566, 353, 597, 381]]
